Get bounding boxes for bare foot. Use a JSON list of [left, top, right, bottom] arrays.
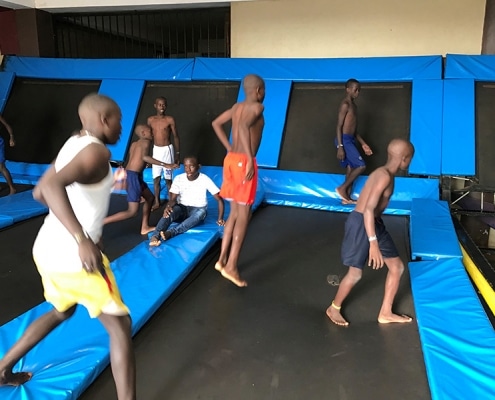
[[214, 261, 224, 271], [220, 269, 247, 287], [149, 236, 161, 247], [141, 226, 155, 235], [326, 302, 349, 326], [0, 371, 33, 386], [8, 187, 16, 195], [160, 231, 172, 241], [336, 187, 353, 204], [151, 202, 160, 212], [378, 313, 413, 324]]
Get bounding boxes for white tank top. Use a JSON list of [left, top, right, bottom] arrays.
[[33, 134, 113, 273]]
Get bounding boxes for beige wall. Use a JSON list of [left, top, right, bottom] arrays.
[[231, 0, 486, 58]]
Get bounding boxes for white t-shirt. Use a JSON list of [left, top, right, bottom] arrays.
[[170, 172, 220, 207], [32, 134, 113, 273]]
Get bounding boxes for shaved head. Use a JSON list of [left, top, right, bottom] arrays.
[[78, 93, 120, 122], [243, 74, 265, 91], [387, 138, 414, 158]]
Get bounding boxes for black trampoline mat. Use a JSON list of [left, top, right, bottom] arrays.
[[476, 82, 495, 187], [1, 78, 101, 164], [79, 205, 429, 400], [279, 82, 411, 173]]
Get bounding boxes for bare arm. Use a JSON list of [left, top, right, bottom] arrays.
[[170, 117, 180, 163], [336, 103, 348, 161], [362, 170, 391, 269], [213, 193, 225, 225], [212, 108, 234, 152], [0, 115, 14, 146], [140, 140, 177, 168], [34, 144, 110, 273], [162, 191, 179, 218]]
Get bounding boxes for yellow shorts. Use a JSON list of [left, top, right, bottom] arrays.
[[36, 254, 129, 318]]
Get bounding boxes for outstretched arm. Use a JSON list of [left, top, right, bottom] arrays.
[[212, 108, 233, 152], [356, 133, 372, 156], [141, 140, 177, 169]]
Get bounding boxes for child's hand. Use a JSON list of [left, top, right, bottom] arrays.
[[217, 219, 225, 226], [362, 144, 373, 156]]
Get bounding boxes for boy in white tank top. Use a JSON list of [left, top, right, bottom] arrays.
[[0, 94, 136, 399]]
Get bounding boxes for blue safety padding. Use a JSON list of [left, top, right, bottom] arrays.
[[192, 56, 443, 82], [2, 161, 49, 185], [0, 190, 47, 223], [442, 79, 475, 176], [445, 53, 495, 80], [260, 169, 439, 215], [235, 79, 291, 168], [98, 80, 146, 162], [0, 215, 14, 229], [0, 71, 15, 113], [409, 258, 495, 400], [4, 56, 194, 81], [410, 198, 462, 260], [409, 80, 443, 176]]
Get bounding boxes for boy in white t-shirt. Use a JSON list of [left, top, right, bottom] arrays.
[[149, 156, 225, 246]]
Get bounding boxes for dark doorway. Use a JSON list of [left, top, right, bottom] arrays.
[[475, 82, 495, 187]]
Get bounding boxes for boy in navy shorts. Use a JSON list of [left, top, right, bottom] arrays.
[[327, 138, 414, 326]]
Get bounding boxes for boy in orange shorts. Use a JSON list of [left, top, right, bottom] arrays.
[[212, 74, 265, 287]]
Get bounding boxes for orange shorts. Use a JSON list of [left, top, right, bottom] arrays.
[[220, 152, 258, 205]]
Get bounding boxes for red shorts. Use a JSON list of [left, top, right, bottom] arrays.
[[220, 152, 258, 205]]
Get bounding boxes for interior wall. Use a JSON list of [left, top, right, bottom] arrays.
[[231, 0, 485, 58]]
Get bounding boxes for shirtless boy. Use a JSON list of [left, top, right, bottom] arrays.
[[0, 114, 16, 194], [335, 78, 372, 204], [0, 94, 136, 399], [104, 124, 178, 235], [327, 138, 414, 327], [212, 74, 265, 288], [147, 97, 180, 210]]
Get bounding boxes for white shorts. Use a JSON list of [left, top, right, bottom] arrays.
[[152, 144, 174, 180]]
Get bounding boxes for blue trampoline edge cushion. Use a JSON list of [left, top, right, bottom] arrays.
[[409, 259, 495, 400], [410, 198, 462, 260]]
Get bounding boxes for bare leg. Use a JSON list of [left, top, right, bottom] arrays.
[[216, 200, 236, 271], [0, 306, 76, 386], [152, 176, 161, 211], [98, 314, 136, 400], [377, 257, 412, 324], [165, 178, 172, 201], [326, 266, 362, 326], [0, 163, 16, 195], [103, 202, 140, 226], [336, 165, 365, 204], [140, 188, 155, 235], [218, 203, 251, 287]]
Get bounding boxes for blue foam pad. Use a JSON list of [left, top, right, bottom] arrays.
[[192, 56, 442, 82], [409, 79, 443, 176], [409, 258, 495, 400], [442, 79, 475, 176], [0, 71, 15, 113], [260, 169, 439, 214], [410, 198, 462, 260], [445, 54, 495, 80], [0, 215, 14, 229], [2, 161, 49, 185], [99, 79, 146, 162], [0, 190, 47, 223]]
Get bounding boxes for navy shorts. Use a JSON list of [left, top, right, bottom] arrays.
[[126, 170, 147, 202], [335, 134, 365, 169], [341, 211, 399, 269]]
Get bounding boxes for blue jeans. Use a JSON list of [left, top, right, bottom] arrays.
[[152, 204, 207, 239]]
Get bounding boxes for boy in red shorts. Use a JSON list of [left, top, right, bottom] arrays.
[[212, 74, 265, 287]]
